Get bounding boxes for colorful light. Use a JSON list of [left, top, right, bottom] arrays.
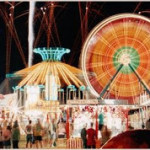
[[34, 47, 70, 61], [81, 13, 150, 102], [45, 73, 58, 100], [26, 85, 40, 103]]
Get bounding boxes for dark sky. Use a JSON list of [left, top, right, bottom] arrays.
[[0, 1, 150, 83]]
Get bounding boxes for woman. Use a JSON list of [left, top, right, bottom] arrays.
[[57, 118, 66, 138], [0, 124, 3, 148], [101, 125, 111, 146], [2, 125, 11, 149], [42, 123, 51, 148], [50, 119, 57, 147], [12, 120, 20, 148], [81, 124, 87, 148], [33, 119, 43, 148]]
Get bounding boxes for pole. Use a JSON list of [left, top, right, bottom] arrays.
[[95, 110, 98, 139], [66, 107, 70, 139], [126, 109, 129, 130]]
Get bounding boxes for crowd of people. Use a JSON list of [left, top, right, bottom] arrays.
[[0, 120, 20, 149], [80, 111, 112, 149], [0, 109, 149, 149], [0, 109, 111, 149], [0, 117, 66, 149], [81, 123, 96, 149], [81, 114, 150, 149], [81, 122, 111, 149]]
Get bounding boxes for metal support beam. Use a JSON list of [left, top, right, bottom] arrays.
[[128, 64, 150, 96], [98, 64, 124, 100]]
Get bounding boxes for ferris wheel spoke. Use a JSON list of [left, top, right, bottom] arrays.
[[86, 61, 115, 69], [109, 23, 122, 48], [123, 18, 128, 47], [136, 34, 150, 50], [90, 63, 120, 84], [132, 62, 149, 74], [131, 50, 150, 65], [133, 65, 150, 81], [134, 20, 144, 37], [133, 20, 144, 38], [90, 51, 114, 58], [131, 54, 141, 60], [138, 50, 150, 57], [131, 20, 144, 48], [97, 33, 116, 51], [139, 59, 150, 64]]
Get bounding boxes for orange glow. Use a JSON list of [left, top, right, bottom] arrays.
[[15, 62, 84, 88]]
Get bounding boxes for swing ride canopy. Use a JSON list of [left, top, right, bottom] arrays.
[[15, 47, 84, 88]]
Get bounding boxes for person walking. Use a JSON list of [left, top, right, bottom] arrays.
[[33, 119, 43, 148], [98, 111, 104, 131], [51, 119, 57, 147], [101, 125, 111, 146], [0, 124, 3, 148], [12, 120, 20, 148], [2, 125, 12, 149], [42, 121, 51, 148], [146, 117, 150, 130], [86, 122, 96, 149], [25, 120, 33, 148], [81, 124, 87, 148], [57, 118, 66, 138]]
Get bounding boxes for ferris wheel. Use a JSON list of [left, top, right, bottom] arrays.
[[81, 13, 150, 102]]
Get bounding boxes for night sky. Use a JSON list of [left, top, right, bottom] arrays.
[[0, 1, 150, 83]]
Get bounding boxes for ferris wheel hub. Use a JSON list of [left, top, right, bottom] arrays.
[[119, 53, 131, 66]]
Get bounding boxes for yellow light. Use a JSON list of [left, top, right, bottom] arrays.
[[17, 61, 84, 88], [45, 73, 58, 100]]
